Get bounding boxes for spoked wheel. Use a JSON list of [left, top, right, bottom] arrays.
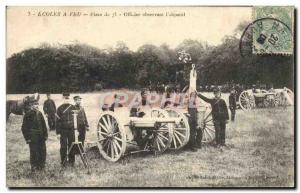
[[200, 107, 215, 144], [97, 112, 126, 162], [139, 108, 172, 154], [165, 108, 190, 150], [239, 90, 256, 111]]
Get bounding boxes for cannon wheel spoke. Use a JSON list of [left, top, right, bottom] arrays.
[[239, 90, 255, 111], [149, 108, 172, 154], [165, 108, 190, 150], [201, 109, 215, 143]]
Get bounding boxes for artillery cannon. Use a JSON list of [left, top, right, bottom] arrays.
[[95, 52, 216, 162], [96, 107, 190, 162], [238, 87, 294, 110]]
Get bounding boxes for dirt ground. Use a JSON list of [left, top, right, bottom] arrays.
[[6, 91, 295, 187]]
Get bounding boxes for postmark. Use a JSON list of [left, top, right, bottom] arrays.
[[240, 18, 293, 57], [251, 6, 294, 54]]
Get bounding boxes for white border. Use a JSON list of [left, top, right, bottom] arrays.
[[1, 0, 299, 192]]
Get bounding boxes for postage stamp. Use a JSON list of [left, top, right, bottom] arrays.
[[252, 6, 294, 55]]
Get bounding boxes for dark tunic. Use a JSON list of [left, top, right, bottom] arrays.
[[197, 93, 229, 121], [21, 109, 48, 170], [43, 99, 56, 115], [229, 93, 237, 110], [43, 99, 57, 130], [74, 105, 89, 146], [197, 93, 229, 145], [56, 103, 76, 164], [229, 93, 237, 121]]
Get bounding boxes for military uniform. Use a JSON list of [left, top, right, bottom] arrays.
[[43, 98, 56, 130], [229, 92, 237, 121], [74, 104, 89, 146], [21, 107, 48, 171], [197, 93, 229, 146], [56, 102, 76, 165], [188, 106, 202, 150]]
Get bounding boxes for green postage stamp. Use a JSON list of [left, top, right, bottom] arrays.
[[252, 6, 294, 55]]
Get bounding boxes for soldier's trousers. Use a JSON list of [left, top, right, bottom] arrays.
[[60, 131, 75, 165], [213, 120, 226, 145], [29, 139, 46, 171], [189, 117, 202, 148], [230, 108, 236, 121], [78, 126, 86, 146], [47, 113, 56, 130]]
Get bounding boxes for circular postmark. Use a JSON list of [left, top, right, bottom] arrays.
[[239, 17, 293, 57]]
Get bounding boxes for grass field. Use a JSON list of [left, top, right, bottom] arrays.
[[6, 92, 295, 187]]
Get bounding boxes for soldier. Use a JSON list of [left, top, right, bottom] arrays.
[[197, 88, 229, 147], [229, 87, 237, 122], [73, 96, 89, 146], [43, 93, 56, 131], [21, 98, 48, 171], [56, 93, 76, 166], [109, 94, 123, 112], [187, 91, 202, 151]]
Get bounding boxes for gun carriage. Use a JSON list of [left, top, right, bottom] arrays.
[[238, 88, 294, 110], [95, 51, 216, 162]]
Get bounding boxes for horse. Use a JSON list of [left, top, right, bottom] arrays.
[[6, 93, 40, 121]]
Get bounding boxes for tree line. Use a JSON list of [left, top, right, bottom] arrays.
[[7, 24, 294, 94]]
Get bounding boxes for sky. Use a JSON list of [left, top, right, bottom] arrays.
[[6, 6, 252, 57]]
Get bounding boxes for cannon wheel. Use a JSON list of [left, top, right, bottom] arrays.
[[97, 112, 126, 162], [200, 107, 215, 143], [239, 90, 256, 111], [142, 108, 172, 154], [165, 108, 190, 150]]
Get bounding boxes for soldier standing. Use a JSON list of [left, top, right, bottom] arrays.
[[197, 88, 229, 146], [73, 96, 89, 146], [229, 88, 237, 122], [43, 93, 56, 131], [56, 93, 76, 166], [21, 99, 48, 171], [187, 91, 202, 151]]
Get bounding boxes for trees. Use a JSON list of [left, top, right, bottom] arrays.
[[6, 37, 294, 94]]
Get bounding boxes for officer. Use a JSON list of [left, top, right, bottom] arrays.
[[197, 88, 229, 147], [56, 93, 76, 166], [43, 93, 57, 131], [73, 96, 89, 146], [21, 98, 48, 171], [229, 87, 237, 122]]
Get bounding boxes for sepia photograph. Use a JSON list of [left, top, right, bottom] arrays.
[[6, 6, 295, 188]]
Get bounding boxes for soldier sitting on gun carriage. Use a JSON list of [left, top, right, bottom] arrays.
[[109, 94, 124, 112], [129, 90, 154, 149]]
